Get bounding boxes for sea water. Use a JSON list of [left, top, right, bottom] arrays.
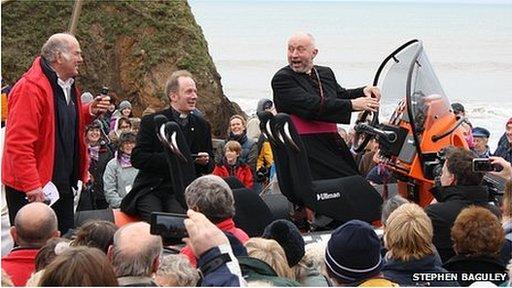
[[190, 0, 512, 150]]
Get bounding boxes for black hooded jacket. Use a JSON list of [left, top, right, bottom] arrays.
[[425, 185, 501, 263]]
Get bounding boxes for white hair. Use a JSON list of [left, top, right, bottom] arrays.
[[40, 33, 76, 62]]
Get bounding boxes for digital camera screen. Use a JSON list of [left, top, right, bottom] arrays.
[[472, 158, 496, 172], [150, 212, 188, 245]]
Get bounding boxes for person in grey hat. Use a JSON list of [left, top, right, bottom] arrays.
[[471, 126, 491, 158], [103, 132, 139, 208], [246, 98, 275, 141], [118, 100, 132, 118], [109, 100, 133, 131]]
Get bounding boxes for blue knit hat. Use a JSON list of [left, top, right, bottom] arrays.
[[324, 220, 383, 284]]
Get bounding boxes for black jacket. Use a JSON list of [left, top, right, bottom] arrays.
[[88, 144, 113, 203], [271, 65, 364, 180], [382, 254, 459, 286], [443, 254, 508, 286], [120, 108, 213, 215], [272, 65, 364, 124], [425, 185, 501, 263]]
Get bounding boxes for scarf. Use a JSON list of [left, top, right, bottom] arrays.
[[118, 152, 132, 168], [88, 145, 100, 161], [228, 131, 248, 145]]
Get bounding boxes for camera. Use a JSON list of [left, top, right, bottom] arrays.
[[150, 212, 188, 246], [99, 86, 109, 96], [256, 166, 270, 182], [472, 158, 501, 172], [423, 149, 447, 180], [482, 174, 504, 204]]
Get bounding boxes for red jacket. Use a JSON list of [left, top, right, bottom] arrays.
[[180, 218, 249, 267], [1, 248, 39, 286], [2, 57, 92, 192], [212, 162, 254, 189]]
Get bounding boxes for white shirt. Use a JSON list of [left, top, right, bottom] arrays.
[[57, 78, 75, 104]]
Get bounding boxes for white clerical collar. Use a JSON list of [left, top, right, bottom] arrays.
[[171, 106, 190, 118]]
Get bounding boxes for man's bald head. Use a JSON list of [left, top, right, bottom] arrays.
[[286, 31, 318, 73], [287, 32, 316, 50], [110, 222, 162, 277], [12, 203, 59, 247]]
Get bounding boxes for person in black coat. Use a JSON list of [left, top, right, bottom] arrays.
[[493, 117, 512, 164], [271, 32, 381, 181], [271, 32, 382, 229], [443, 206, 508, 286], [120, 70, 213, 222], [425, 147, 501, 263], [80, 120, 113, 211]]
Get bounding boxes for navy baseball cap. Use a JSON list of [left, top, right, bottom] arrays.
[[472, 127, 490, 138]]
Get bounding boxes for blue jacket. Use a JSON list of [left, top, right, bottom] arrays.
[[197, 245, 245, 287], [382, 254, 459, 286]]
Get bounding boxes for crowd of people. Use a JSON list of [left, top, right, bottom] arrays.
[[2, 169, 512, 286], [1, 31, 512, 287]]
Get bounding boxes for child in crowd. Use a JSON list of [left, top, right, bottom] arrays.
[[213, 141, 253, 189]]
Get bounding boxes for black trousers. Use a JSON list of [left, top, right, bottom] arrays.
[[5, 185, 75, 235], [136, 187, 186, 223], [302, 133, 359, 180]]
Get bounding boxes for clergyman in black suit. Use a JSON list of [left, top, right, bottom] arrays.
[[271, 31, 381, 181], [121, 70, 213, 222], [271, 32, 381, 229]]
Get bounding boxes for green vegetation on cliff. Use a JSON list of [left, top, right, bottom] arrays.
[[2, 0, 241, 137]]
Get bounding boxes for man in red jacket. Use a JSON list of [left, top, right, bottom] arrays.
[[180, 175, 249, 267], [2, 202, 60, 286], [2, 33, 110, 234]]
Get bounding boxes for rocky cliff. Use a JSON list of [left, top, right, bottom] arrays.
[[1, 0, 242, 137]]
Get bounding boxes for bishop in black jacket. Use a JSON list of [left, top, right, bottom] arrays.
[[121, 70, 213, 222], [272, 32, 381, 181]]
